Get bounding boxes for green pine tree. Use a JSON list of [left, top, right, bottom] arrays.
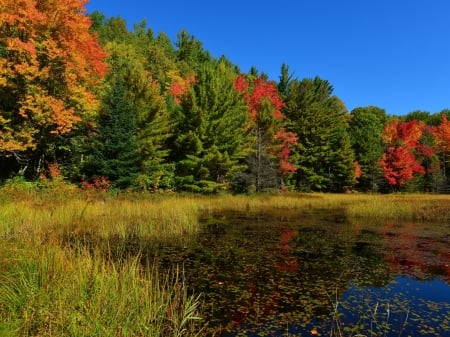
[[348, 106, 387, 192], [283, 77, 352, 191], [83, 77, 139, 188], [171, 60, 250, 193]]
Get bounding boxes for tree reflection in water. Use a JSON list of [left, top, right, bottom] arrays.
[[157, 211, 450, 337]]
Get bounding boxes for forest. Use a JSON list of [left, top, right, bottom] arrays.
[[1, 0, 450, 194]]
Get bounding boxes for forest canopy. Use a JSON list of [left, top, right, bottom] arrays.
[[1, 3, 450, 193]]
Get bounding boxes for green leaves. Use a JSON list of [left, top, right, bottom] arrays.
[[171, 61, 250, 193]]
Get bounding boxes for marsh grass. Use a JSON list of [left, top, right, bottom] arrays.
[[0, 185, 449, 336], [195, 193, 450, 223], [0, 245, 204, 337]]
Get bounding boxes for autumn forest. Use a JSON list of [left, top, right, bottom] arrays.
[[2, 0, 450, 194]]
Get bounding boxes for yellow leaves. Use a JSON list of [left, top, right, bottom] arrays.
[[6, 37, 37, 56], [433, 114, 450, 153], [18, 92, 81, 134], [382, 119, 399, 144], [0, 114, 35, 152]]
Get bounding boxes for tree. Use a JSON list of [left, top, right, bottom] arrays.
[[348, 106, 387, 192], [277, 63, 294, 99], [235, 74, 297, 192], [379, 120, 430, 190], [88, 15, 175, 191], [0, 0, 107, 178], [430, 114, 450, 191], [175, 29, 211, 74], [105, 42, 173, 190], [283, 77, 354, 191], [82, 77, 138, 188], [170, 61, 251, 193]]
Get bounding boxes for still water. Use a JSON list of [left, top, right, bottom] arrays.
[[160, 211, 450, 336]]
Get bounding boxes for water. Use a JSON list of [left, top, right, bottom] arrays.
[[159, 211, 450, 336]]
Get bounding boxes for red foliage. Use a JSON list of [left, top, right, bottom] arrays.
[[380, 120, 429, 187], [380, 146, 425, 186], [382, 120, 424, 147], [236, 75, 297, 175], [275, 129, 298, 174], [235, 75, 285, 121], [81, 176, 111, 191], [234, 74, 248, 93], [169, 75, 196, 105]]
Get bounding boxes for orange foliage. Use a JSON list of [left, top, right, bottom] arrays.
[[0, 0, 107, 153], [380, 120, 428, 187], [167, 71, 196, 105], [432, 114, 450, 155], [353, 160, 362, 179], [382, 119, 424, 147]]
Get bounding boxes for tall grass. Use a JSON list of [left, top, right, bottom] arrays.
[[0, 245, 203, 336], [0, 186, 205, 337]]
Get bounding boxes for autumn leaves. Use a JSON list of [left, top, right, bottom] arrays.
[[0, 0, 107, 153]]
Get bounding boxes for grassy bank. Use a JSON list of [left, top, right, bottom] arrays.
[[1, 186, 449, 336]]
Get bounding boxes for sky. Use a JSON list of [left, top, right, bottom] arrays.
[[86, 0, 450, 116]]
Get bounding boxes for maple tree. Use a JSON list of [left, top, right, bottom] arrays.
[[432, 114, 450, 157], [0, 0, 107, 161], [167, 70, 196, 105], [235, 74, 297, 191], [379, 120, 431, 188], [429, 114, 450, 189]]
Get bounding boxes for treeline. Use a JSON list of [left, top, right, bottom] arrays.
[[1, 2, 449, 193]]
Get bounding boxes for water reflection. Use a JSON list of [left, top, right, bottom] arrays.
[[159, 212, 450, 336]]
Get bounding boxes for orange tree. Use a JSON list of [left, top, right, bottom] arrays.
[[0, 0, 107, 178], [430, 114, 450, 189], [379, 120, 434, 190]]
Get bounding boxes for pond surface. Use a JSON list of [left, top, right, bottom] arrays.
[[159, 211, 450, 337]]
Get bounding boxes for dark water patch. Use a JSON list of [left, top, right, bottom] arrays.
[[171, 212, 449, 337]]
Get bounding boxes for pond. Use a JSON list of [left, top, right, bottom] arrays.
[[158, 211, 450, 337]]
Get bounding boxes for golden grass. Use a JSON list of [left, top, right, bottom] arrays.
[[1, 190, 448, 245], [193, 192, 450, 223]]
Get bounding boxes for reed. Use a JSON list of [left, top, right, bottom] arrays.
[[192, 193, 450, 222], [0, 245, 204, 337]]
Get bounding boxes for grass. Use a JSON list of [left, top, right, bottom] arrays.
[[0, 246, 203, 337], [0, 184, 449, 336]]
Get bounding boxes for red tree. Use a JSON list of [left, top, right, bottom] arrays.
[[235, 75, 297, 185], [380, 120, 431, 187]]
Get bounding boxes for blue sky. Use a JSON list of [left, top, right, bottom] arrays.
[[86, 0, 450, 116]]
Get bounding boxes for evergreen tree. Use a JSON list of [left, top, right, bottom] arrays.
[[83, 78, 139, 188], [348, 106, 387, 192], [330, 127, 357, 192], [283, 77, 353, 191], [278, 63, 295, 99], [170, 60, 250, 193], [176, 30, 211, 73], [89, 15, 175, 190]]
